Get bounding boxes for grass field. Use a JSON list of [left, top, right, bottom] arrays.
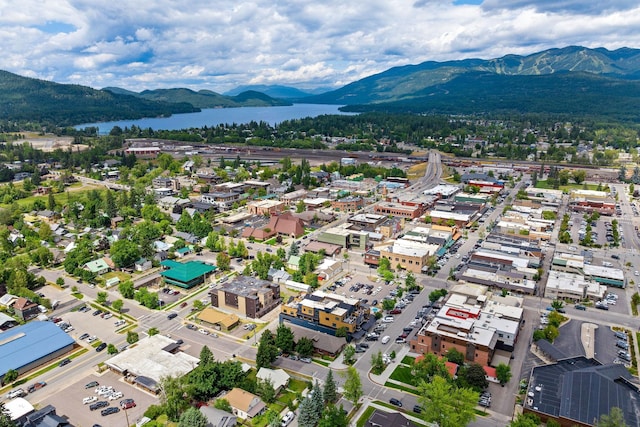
[[407, 162, 427, 180], [1, 183, 106, 208], [389, 365, 416, 385], [534, 180, 600, 191]]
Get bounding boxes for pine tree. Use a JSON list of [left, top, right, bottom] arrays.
[[323, 369, 337, 403], [297, 397, 318, 427], [311, 380, 324, 419]]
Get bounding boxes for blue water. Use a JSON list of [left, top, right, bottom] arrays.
[[75, 104, 354, 135]]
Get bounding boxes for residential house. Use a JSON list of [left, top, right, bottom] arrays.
[[223, 388, 266, 420], [256, 368, 290, 392], [199, 406, 237, 427], [135, 258, 153, 272], [13, 297, 40, 321], [84, 258, 110, 275], [365, 409, 418, 427]]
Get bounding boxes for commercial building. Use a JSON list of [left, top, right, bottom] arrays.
[[545, 270, 606, 302], [374, 201, 425, 219], [378, 239, 439, 273], [280, 189, 308, 206], [410, 288, 523, 365], [331, 196, 365, 212], [105, 335, 199, 393], [160, 260, 217, 289], [280, 290, 372, 340], [524, 356, 640, 427], [0, 322, 75, 382], [423, 184, 460, 199], [316, 224, 368, 250], [200, 192, 241, 211], [247, 200, 285, 216], [124, 146, 161, 158], [210, 276, 281, 319], [347, 213, 387, 231]]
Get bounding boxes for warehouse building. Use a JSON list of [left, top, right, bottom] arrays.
[[0, 321, 75, 382]]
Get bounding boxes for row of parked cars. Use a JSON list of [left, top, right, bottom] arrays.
[[83, 382, 136, 416]]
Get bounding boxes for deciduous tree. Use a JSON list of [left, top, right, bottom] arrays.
[[342, 366, 362, 406], [417, 375, 478, 427]]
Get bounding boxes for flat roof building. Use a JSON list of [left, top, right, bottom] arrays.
[[210, 276, 281, 319], [105, 335, 199, 393]]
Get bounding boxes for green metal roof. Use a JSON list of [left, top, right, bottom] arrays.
[[160, 261, 217, 283]]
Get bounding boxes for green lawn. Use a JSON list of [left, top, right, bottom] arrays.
[[534, 180, 599, 191], [389, 365, 415, 385], [356, 406, 377, 427], [384, 381, 418, 394], [287, 378, 308, 394], [401, 355, 415, 365]]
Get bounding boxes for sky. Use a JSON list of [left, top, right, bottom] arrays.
[[1, 0, 639, 93]]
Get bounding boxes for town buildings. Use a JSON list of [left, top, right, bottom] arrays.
[[210, 276, 281, 319]]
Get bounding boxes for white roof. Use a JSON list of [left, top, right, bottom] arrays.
[[105, 335, 199, 383], [427, 210, 471, 221], [5, 398, 34, 420], [256, 368, 290, 390], [423, 184, 460, 197], [583, 264, 625, 281]]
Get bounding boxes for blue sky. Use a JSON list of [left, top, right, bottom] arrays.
[[0, 0, 638, 92]]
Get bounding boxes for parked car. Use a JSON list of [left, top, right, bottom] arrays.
[[121, 400, 136, 410], [96, 343, 107, 352], [79, 333, 90, 340], [389, 398, 403, 407], [59, 358, 71, 367], [413, 405, 422, 414], [89, 401, 109, 411], [382, 316, 395, 323], [83, 396, 98, 405], [281, 410, 295, 427], [389, 309, 402, 315], [7, 389, 26, 399], [101, 407, 120, 416], [299, 357, 312, 363], [167, 313, 178, 320], [617, 340, 629, 350], [574, 304, 586, 310], [85, 381, 99, 389], [381, 336, 391, 344], [27, 381, 46, 393]]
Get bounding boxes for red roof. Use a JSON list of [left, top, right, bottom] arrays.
[[483, 365, 497, 378]]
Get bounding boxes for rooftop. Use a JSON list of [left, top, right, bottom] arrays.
[[159, 260, 217, 284], [105, 335, 199, 386], [218, 276, 276, 299], [0, 321, 75, 377]]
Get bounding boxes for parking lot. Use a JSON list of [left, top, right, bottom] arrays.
[[59, 308, 132, 350], [41, 371, 158, 427]]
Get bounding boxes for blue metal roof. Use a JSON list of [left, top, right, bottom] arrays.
[[0, 321, 75, 377]]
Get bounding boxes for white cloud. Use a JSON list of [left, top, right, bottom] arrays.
[[0, 0, 638, 92]]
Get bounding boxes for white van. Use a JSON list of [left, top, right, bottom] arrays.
[[281, 411, 295, 427], [381, 336, 391, 344], [382, 316, 395, 323]]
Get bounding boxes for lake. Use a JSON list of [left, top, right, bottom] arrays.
[[75, 104, 354, 135]]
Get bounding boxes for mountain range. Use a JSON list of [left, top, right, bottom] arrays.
[[2, 45, 640, 125]]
